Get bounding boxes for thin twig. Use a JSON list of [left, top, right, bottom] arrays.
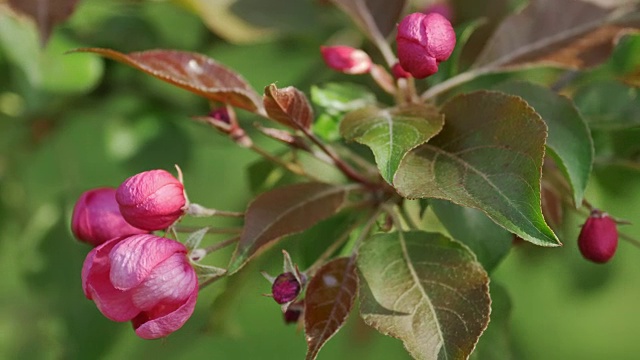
[[188, 203, 244, 218], [204, 236, 240, 255], [248, 142, 324, 182], [619, 232, 640, 250], [399, 202, 420, 230], [173, 226, 242, 235]]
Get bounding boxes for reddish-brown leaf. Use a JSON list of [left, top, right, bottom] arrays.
[[473, 0, 640, 70], [305, 257, 358, 360], [72, 48, 264, 113], [227, 182, 349, 274], [263, 84, 314, 130], [9, 0, 80, 45]]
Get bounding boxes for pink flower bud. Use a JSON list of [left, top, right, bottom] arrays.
[[116, 170, 186, 231], [283, 301, 304, 324], [272, 272, 301, 304], [320, 46, 372, 74], [578, 210, 618, 263], [82, 234, 198, 339], [396, 12, 456, 79], [391, 62, 412, 79], [71, 188, 148, 246]]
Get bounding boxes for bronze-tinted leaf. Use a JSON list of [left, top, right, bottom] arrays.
[[227, 182, 349, 274], [473, 0, 640, 69], [305, 257, 358, 360], [394, 91, 560, 247], [358, 231, 491, 360], [330, 0, 407, 39], [9, 0, 79, 45], [264, 84, 314, 130], [73, 48, 264, 113]]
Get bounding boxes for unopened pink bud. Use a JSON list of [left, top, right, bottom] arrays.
[[272, 272, 301, 304], [72, 187, 148, 246], [283, 301, 304, 324], [391, 62, 412, 79], [578, 210, 618, 263], [396, 12, 456, 79], [82, 234, 198, 339], [209, 107, 230, 124], [116, 170, 186, 231], [320, 46, 372, 74]]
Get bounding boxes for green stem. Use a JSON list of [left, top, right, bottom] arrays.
[[188, 203, 244, 218], [173, 226, 242, 235], [204, 236, 240, 254]]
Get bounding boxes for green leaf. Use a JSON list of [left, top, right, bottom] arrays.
[[430, 199, 512, 273], [470, 282, 515, 360], [394, 91, 560, 247], [227, 182, 349, 274], [494, 81, 594, 206], [304, 257, 358, 360], [341, 104, 444, 183], [573, 80, 640, 129], [358, 231, 491, 360], [72, 48, 263, 113], [311, 82, 377, 142], [184, 227, 209, 251], [311, 82, 377, 115]]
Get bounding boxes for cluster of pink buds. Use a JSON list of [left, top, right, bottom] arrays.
[[72, 169, 195, 338], [320, 9, 456, 88], [578, 209, 619, 263]]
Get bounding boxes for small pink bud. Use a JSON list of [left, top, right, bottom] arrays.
[[272, 272, 301, 304], [320, 46, 372, 74], [283, 301, 304, 324], [116, 170, 186, 231], [208, 107, 231, 124], [71, 188, 148, 246], [82, 234, 198, 339], [578, 210, 618, 263], [396, 12, 456, 79], [391, 62, 412, 79]]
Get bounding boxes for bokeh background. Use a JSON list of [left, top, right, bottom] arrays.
[[1, 0, 640, 359]]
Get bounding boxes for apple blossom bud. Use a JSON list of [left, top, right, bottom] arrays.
[[82, 234, 198, 339], [578, 210, 618, 263], [116, 170, 187, 231], [396, 12, 456, 79], [320, 46, 372, 74], [283, 301, 304, 324], [391, 62, 412, 79], [71, 187, 148, 246], [209, 107, 230, 124], [272, 272, 301, 304]]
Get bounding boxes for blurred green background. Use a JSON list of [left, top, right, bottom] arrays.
[[1, 1, 640, 359]]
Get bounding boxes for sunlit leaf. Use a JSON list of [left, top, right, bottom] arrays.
[[341, 104, 444, 183], [311, 82, 377, 115], [264, 84, 314, 130], [573, 80, 640, 129], [227, 182, 349, 274], [72, 48, 264, 113], [330, 0, 407, 39], [473, 0, 640, 69], [358, 231, 491, 360], [8, 0, 79, 45], [429, 199, 512, 273], [304, 257, 358, 360], [394, 91, 560, 246], [494, 81, 594, 206]]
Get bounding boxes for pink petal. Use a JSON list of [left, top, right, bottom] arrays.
[[423, 13, 456, 61], [109, 235, 186, 291], [82, 238, 140, 321], [132, 288, 198, 339], [131, 252, 197, 311]]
